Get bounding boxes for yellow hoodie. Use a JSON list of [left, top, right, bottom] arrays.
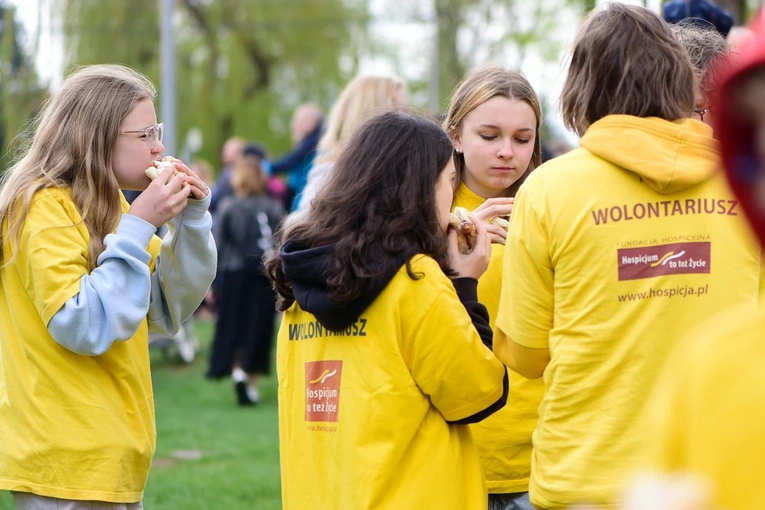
[[495, 115, 762, 509]]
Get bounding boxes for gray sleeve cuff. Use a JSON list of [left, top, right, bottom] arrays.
[[176, 190, 212, 225], [118, 214, 158, 248]]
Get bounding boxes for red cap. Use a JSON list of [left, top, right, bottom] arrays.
[[713, 9, 765, 245]]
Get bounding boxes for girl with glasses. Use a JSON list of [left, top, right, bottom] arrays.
[[0, 64, 216, 509]]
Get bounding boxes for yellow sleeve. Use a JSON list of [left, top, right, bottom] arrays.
[[16, 192, 89, 325], [407, 288, 506, 422], [496, 181, 554, 349]]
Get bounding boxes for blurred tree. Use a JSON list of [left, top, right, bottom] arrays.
[[57, 0, 370, 171], [705, 0, 744, 24], [0, 2, 46, 172], [434, 0, 475, 109], [425, 0, 584, 108]]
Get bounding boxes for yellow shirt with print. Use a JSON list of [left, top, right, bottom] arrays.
[[496, 116, 762, 509], [453, 183, 544, 494], [0, 188, 161, 503], [277, 255, 507, 510], [647, 303, 765, 510]]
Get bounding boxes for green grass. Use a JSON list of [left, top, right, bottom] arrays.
[[0, 319, 282, 510]]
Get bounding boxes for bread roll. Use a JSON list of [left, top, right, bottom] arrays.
[[449, 206, 477, 254], [145, 157, 177, 181]]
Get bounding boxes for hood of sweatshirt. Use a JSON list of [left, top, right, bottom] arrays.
[[579, 115, 719, 195], [279, 239, 411, 332], [714, 9, 765, 246]]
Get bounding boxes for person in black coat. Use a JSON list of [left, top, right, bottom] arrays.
[[206, 143, 284, 405]]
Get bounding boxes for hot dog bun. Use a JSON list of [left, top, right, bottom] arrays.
[[145, 157, 177, 181], [449, 206, 477, 254]]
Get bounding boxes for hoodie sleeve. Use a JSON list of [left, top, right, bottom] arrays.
[[147, 192, 217, 336], [47, 214, 157, 355]]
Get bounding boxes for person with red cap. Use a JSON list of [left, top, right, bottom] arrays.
[[645, 9, 765, 510]]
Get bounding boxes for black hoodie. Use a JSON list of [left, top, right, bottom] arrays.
[[279, 239, 509, 423]]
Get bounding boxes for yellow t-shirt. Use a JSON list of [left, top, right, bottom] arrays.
[[453, 183, 544, 494], [496, 116, 762, 509], [277, 255, 507, 510], [0, 188, 161, 503], [646, 304, 765, 510]]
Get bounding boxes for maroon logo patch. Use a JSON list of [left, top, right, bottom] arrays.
[[305, 360, 342, 422], [618, 242, 711, 281]]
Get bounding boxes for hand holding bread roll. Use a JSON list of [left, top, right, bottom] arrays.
[[145, 156, 178, 181], [469, 197, 513, 245], [449, 206, 478, 255], [490, 216, 509, 229], [446, 210, 491, 279], [145, 156, 209, 200]]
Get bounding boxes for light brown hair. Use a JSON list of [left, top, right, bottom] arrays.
[[231, 154, 267, 198], [0, 64, 156, 270], [561, 3, 696, 137], [442, 65, 542, 198]]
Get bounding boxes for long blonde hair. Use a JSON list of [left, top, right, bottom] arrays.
[[0, 64, 156, 270], [443, 65, 543, 198], [316, 75, 406, 164]]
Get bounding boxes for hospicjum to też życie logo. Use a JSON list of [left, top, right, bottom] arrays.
[[617, 242, 710, 281], [309, 369, 338, 385], [649, 250, 685, 267]]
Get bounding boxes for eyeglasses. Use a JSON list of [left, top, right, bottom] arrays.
[[693, 109, 709, 122], [120, 123, 164, 149]]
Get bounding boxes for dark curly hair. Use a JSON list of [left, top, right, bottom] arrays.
[[267, 110, 455, 311]]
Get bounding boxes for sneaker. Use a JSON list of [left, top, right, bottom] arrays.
[[246, 386, 261, 404], [235, 381, 256, 406]]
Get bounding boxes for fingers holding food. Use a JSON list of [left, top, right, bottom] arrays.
[[158, 157, 209, 199], [485, 222, 508, 245], [490, 216, 510, 230], [449, 206, 478, 254], [471, 197, 514, 223], [145, 158, 178, 182], [447, 214, 492, 279], [145, 156, 208, 199], [129, 171, 190, 228]]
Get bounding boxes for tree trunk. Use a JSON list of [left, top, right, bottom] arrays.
[[435, 0, 470, 107]]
